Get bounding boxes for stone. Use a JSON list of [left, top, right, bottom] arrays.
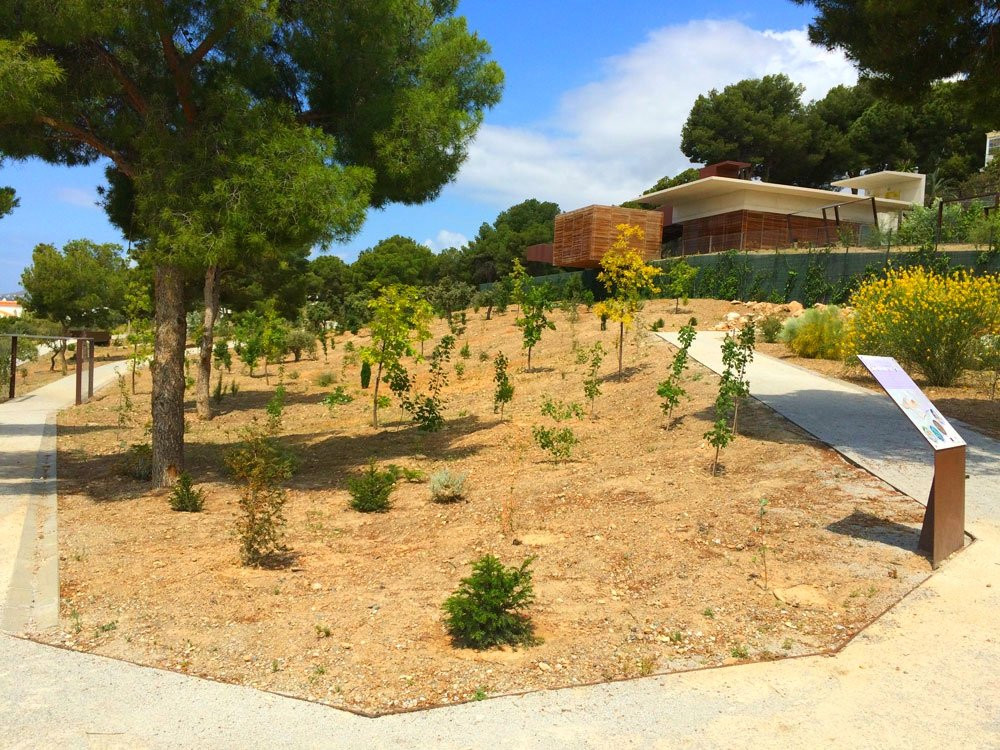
[[725, 311, 741, 322], [785, 301, 804, 314]]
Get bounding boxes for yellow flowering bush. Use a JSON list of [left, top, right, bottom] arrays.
[[847, 268, 1000, 386], [593, 224, 660, 375]]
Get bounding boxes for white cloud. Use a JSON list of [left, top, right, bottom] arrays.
[[422, 229, 469, 251], [455, 20, 858, 210], [54, 187, 100, 210]]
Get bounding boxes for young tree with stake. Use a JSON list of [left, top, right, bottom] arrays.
[[593, 225, 660, 377]]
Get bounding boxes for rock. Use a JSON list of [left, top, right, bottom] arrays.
[[724, 311, 741, 322], [785, 301, 804, 315], [713, 322, 728, 331], [537, 662, 551, 672], [773, 584, 832, 611]]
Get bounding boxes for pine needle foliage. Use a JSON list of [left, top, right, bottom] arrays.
[[442, 555, 537, 649]]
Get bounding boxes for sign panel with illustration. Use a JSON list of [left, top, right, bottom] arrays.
[[857, 355, 966, 450]]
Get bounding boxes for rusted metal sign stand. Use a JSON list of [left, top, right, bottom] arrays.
[[4, 334, 95, 405], [919, 446, 966, 567], [858, 355, 967, 568]]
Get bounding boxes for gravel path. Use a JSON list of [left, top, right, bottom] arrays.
[[1, 339, 999, 748]]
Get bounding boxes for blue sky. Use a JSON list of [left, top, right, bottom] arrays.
[[0, 0, 856, 292]]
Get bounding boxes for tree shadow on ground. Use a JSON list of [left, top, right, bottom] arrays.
[[598, 363, 651, 383], [826, 509, 926, 556], [184, 413, 495, 490], [684, 400, 818, 448], [57, 447, 154, 503]]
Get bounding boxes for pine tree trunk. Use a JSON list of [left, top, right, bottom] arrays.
[[152, 264, 187, 487], [195, 265, 220, 420]]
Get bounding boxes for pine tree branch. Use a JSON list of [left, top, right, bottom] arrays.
[[35, 116, 136, 177]]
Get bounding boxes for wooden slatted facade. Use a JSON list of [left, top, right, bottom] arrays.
[[552, 205, 663, 268], [525, 242, 554, 264], [677, 210, 862, 255]]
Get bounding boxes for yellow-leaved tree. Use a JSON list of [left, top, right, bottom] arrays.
[[593, 224, 661, 377]]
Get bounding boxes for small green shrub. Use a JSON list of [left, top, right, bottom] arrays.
[[348, 461, 397, 512], [122, 442, 152, 480], [780, 306, 845, 360], [430, 469, 467, 503], [531, 425, 578, 461], [322, 385, 354, 411], [266, 383, 287, 432], [442, 555, 536, 649], [759, 314, 784, 344], [539, 397, 584, 421], [455, 362, 466, 378], [314, 371, 335, 387], [478, 351, 489, 362], [360, 361, 372, 389], [493, 352, 514, 418], [387, 465, 426, 483], [459, 342, 471, 359], [650, 318, 665, 332], [225, 422, 295, 566], [169, 472, 205, 512], [230, 380, 239, 395], [213, 340, 232, 372], [212, 373, 224, 403]]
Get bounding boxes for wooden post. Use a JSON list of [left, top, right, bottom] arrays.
[[918, 445, 967, 568], [87, 339, 95, 399], [75, 338, 84, 405], [8, 335, 17, 399], [935, 199, 944, 248]]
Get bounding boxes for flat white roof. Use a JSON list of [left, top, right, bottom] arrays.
[[633, 176, 912, 212], [831, 171, 925, 190]]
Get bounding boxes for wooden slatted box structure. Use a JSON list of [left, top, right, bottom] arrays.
[[552, 205, 663, 268]]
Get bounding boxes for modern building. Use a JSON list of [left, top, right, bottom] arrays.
[[634, 164, 924, 256], [986, 131, 1000, 166], [529, 162, 927, 267], [0, 299, 22, 318]]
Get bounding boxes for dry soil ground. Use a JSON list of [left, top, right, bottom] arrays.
[[47, 299, 931, 715]]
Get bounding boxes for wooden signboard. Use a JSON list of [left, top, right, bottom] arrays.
[[858, 355, 966, 567]]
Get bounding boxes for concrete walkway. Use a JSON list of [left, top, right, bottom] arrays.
[[0, 361, 128, 633], [2, 342, 1000, 748]]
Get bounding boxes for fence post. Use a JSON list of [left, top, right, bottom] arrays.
[[88, 339, 95, 399], [75, 338, 84, 405], [8, 335, 17, 399]]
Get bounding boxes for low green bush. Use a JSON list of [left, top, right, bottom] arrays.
[[169, 472, 205, 512], [531, 425, 579, 461], [779, 306, 845, 359], [122, 442, 152, 480], [322, 385, 353, 411], [348, 461, 396, 512], [314, 371, 335, 387], [430, 469, 467, 503], [759, 314, 784, 344], [224, 422, 295, 566], [442, 555, 536, 649]]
